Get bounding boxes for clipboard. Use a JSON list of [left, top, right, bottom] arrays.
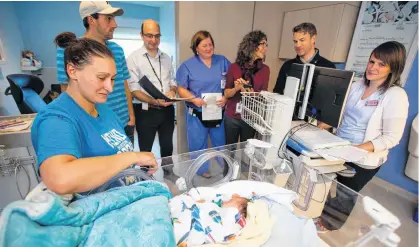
[[138, 76, 194, 102]]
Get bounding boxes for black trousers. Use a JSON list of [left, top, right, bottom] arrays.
[[321, 162, 381, 230], [134, 104, 175, 159], [225, 116, 256, 145]]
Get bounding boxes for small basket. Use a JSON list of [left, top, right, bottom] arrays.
[[241, 91, 286, 136]]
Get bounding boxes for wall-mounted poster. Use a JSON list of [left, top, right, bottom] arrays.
[[345, 1, 418, 85]]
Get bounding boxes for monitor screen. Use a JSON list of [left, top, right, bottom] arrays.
[[288, 63, 354, 128]]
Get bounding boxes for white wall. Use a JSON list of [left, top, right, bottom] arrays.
[[0, 2, 24, 116], [159, 2, 176, 65], [0, 3, 40, 208], [175, 1, 255, 154]]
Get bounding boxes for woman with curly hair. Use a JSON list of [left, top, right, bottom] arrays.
[[224, 30, 270, 145]]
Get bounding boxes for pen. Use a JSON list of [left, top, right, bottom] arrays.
[[0, 120, 24, 128], [0, 122, 27, 129]]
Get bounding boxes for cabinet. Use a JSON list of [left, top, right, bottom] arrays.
[[278, 4, 359, 62], [176, 1, 254, 63]]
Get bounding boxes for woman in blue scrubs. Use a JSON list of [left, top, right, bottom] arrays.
[[176, 30, 231, 177]]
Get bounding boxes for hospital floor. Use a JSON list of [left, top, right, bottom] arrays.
[[360, 177, 417, 247], [134, 130, 418, 247]]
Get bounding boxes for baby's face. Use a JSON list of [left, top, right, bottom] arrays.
[[222, 197, 248, 208], [222, 197, 248, 216]]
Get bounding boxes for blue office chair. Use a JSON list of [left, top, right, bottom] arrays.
[[5, 74, 47, 114]]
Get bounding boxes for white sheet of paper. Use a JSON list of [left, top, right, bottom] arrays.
[[201, 93, 222, 121], [316, 146, 369, 163]]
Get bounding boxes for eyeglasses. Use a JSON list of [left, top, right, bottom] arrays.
[[143, 33, 162, 39], [259, 42, 268, 47]]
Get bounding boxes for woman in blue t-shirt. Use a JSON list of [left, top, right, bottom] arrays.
[[31, 33, 157, 195]]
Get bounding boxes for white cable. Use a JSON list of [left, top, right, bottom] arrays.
[[96, 151, 238, 193], [184, 151, 238, 189]]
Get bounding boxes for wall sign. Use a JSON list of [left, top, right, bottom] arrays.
[[345, 1, 418, 85]]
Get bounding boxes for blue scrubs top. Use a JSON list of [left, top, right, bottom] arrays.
[[176, 54, 231, 111]]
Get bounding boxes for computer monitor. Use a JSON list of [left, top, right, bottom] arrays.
[[287, 63, 355, 128]]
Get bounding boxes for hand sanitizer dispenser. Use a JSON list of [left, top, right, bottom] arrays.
[[405, 115, 418, 181]]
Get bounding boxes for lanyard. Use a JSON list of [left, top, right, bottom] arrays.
[[145, 54, 163, 92]]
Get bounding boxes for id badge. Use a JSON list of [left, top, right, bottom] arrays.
[[236, 102, 242, 114], [221, 72, 227, 89], [221, 79, 226, 89], [142, 102, 149, 110], [365, 100, 378, 106], [188, 107, 193, 115]]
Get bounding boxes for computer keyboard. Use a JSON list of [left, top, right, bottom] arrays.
[[290, 124, 350, 150]]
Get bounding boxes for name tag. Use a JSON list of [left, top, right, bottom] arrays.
[[142, 102, 149, 110], [236, 102, 242, 114], [188, 107, 193, 115], [221, 78, 226, 89], [365, 100, 378, 106], [221, 72, 227, 89]]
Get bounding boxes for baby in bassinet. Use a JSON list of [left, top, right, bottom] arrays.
[[169, 187, 249, 247]]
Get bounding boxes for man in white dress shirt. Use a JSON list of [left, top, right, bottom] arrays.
[[126, 19, 177, 160]]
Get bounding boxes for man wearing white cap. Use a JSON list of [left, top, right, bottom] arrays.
[[55, 1, 135, 144]]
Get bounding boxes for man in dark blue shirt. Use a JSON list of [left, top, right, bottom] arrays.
[[273, 22, 335, 95]]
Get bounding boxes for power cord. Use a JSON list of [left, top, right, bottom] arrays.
[[15, 163, 31, 199], [277, 110, 317, 161], [277, 122, 311, 162], [276, 110, 328, 204], [0, 148, 33, 199]]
